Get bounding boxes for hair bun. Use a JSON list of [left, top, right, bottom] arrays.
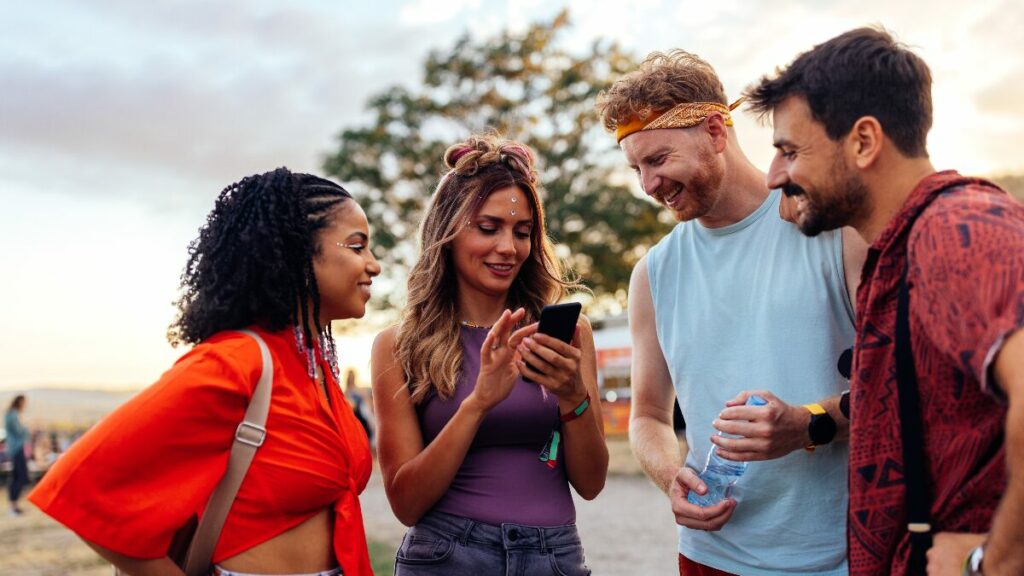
[[443, 135, 537, 184], [443, 144, 476, 170]]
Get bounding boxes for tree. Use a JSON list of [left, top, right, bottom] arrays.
[[323, 10, 673, 314]]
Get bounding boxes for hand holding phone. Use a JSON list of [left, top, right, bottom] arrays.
[[522, 302, 582, 383]]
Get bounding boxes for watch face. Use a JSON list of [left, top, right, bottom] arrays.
[[809, 413, 838, 445]]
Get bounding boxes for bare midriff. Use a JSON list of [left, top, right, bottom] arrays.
[[219, 508, 336, 573]]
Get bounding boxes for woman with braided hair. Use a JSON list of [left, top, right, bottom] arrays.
[[371, 134, 608, 575], [30, 168, 380, 576]]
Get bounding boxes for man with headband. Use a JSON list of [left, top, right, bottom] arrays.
[[748, 28, 1024, 576], [597, 50, 863, 575]]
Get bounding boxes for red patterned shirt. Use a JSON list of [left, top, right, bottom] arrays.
[[848, 171, 1024, 575]]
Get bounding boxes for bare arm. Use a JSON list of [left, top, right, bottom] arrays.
[[371, 310, 526, 526], [516, 316, 608, 499], [627, 258, 682, 492], [979, 329, 1024, 575], [84, 542, 184, 576], [627, 257, 735, 530]]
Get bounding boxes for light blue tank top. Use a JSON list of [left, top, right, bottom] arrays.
[[647, 189, 853, 576]]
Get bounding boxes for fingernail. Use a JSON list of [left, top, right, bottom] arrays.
[[523, 337, 534, 346]]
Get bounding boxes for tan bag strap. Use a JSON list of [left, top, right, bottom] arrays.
[[182, 329, 273, 576]]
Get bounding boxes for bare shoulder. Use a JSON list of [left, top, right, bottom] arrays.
[[371, 325, 404, 393], [630, 254, 651, 287], [372, 325, 399, 358], [577, 313, 594, 336], [628, 255, 654, 321]]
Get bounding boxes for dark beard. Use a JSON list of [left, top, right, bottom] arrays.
[[792, 169, 867, 237]]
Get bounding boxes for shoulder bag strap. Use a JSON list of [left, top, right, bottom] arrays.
[[896, 264, 932, 574], [183, 329, 274, 576]]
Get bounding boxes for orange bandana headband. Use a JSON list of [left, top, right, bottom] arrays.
[[615, 98, 745, 143]]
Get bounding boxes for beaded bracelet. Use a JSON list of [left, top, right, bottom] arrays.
[[560, 393, 591, 423]]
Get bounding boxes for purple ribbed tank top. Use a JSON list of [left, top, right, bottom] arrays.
[[416, 325, 575, 526]]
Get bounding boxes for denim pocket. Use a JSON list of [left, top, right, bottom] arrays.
[[395, 529, 456, 566], [548, 544, 590, 576]]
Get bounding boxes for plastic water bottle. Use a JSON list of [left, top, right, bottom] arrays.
[[687, 395, 768, 507]]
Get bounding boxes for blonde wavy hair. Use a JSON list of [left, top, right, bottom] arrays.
[[395, 134, 582, 404], [596, 49, 728, 133]]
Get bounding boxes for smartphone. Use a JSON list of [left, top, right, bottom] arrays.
[[537, 302, 582, 344], [524, 302, 582, 382]]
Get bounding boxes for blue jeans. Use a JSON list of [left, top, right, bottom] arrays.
[[7, 450, 28, 503], [395, 511, 590, 576]]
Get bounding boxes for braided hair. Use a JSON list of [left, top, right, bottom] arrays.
[[167, 168, 353, 353]]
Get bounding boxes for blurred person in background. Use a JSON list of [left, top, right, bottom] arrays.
[[345, 369, 374, 450], [5, 394, 28, 516]]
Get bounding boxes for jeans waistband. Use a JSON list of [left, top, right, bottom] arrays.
[[415, 510, 582, 552], [212, 566, 342, 576]]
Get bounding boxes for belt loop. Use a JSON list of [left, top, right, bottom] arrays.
[[459, 517, 473, 546]]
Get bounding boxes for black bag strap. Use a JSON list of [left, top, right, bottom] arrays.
[[896, 264, 932, 574]]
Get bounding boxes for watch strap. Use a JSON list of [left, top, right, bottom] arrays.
[[804, 403, 827, 416]]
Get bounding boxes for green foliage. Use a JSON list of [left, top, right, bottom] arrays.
[[323, 10, 673, 311]]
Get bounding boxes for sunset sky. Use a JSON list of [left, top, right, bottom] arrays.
[[2, 0, 1021, 391]]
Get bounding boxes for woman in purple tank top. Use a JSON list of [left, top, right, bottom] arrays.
[[371, 134, 609, 575]]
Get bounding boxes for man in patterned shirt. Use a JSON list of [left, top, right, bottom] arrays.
[[746, 27, 1024, 576]]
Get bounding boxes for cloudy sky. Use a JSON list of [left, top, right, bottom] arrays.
[[2, 0, 1021, 391]]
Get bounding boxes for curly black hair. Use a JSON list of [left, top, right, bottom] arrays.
[[167, 167, 353, 349]]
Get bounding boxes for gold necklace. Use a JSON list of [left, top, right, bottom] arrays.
[[459, 320, 493, 329]]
